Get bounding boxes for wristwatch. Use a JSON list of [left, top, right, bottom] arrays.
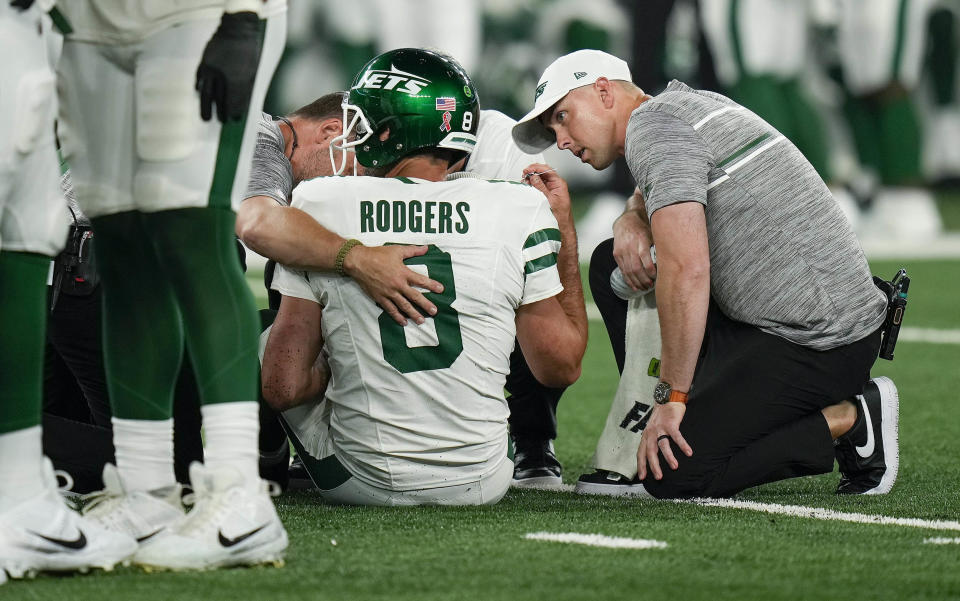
[[654, 381, 688, 405]]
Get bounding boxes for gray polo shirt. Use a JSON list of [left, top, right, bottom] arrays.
[[245, 112, 294, 206], [626, 80, 886, 350]]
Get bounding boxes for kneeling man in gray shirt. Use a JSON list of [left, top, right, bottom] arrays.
[[513, 50, 895, 498]]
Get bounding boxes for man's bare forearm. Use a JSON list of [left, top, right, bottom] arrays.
[[650, 203, 711, 392], [553, 209, 588, 345], [623, 186, 649, 225], [237, 197, 346, 271], [655, 265, 709, 392]]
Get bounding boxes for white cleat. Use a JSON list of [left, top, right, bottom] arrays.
[[80, 463, 185, 547], [134, 462, 288, 571], [0, 459, 137, 579]]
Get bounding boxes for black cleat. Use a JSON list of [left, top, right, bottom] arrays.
[[835, 377, 900, 495], [287, 455, 316, 490], [574, 470, 650, 497], [512, 438, 563, 488]]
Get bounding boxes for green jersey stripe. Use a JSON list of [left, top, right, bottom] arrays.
[[523, 228, 561, 249], [207, 20, 266, 209], [717, 133, 771, 169], [892, 0, 909, 80], [525, 253, 558, 275]]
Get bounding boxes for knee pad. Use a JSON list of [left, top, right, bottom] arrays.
[[135, 58, 202, 163]]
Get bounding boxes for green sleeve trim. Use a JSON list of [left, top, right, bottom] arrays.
[[729, 0, 744, 79], [207, 20, 266, 209], [523, 228, 561, 249], [524, 253, 558, 275], [49, 7, 73, 35], [891, 0, 909, 81], [717, 133, 771, 169], [395, 176, 418, 184]]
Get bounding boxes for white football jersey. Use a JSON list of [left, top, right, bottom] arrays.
[[463, 110, 544, 181], [55, 0, 286, 44], [272, 175, 563, 491]]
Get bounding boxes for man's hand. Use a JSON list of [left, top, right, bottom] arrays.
[[522, 163, 572, 218], [637, 402, 693, 481], [343, 245, 444, 327], [196, 11, 261, 122], [613, 211, 656, 292]]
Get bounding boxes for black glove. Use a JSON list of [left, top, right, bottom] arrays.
[[195, 11, 262, 122], [10, 0, 36, 10]]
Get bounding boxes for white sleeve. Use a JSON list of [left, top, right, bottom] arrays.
[[271, 263, 317, 303], [519, 198, 563, 306]]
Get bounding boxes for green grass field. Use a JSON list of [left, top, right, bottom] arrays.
[[6, 259, 960, 601]]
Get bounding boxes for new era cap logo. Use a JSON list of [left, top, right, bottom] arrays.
[[574, 71, 587, 80], [534, 82, 547, 101]]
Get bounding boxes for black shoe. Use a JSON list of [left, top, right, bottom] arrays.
[[835, 377, 899, 495], [287, 454, 316, 490], [512, 438, 563, 488], [574, 470, 649, 497], [259, 440, 290, 491]]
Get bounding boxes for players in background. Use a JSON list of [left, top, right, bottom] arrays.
[[0, 0, 136, 581], [260, 48, 587, 505], [54, 0, 287, 569]]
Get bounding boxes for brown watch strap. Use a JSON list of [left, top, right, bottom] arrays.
[[668, 390, 689, 404]]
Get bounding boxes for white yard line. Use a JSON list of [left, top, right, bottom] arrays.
[[684, 498, 960, 532], [924, 537, 960, 544], [524, 532, 668, 549], [585, 303, 960, 345]]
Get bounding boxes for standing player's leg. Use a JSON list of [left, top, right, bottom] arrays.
[[124, 12, 289, 570], [0, 4, 135, 579], [56, 36, 188, 545]]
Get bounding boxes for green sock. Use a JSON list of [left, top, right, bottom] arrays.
[[0, 251, 52, 434], [843, 94, 883, 175], [879, 95, 923, 185], [144, 207, 259, 405], [92, 212, 183, 421]]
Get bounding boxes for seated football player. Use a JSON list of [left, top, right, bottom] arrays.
[[259, 48, 587, 506]]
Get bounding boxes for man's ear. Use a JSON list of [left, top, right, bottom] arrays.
[[318, 117, 343, 142], [596, 77, 615, 109]]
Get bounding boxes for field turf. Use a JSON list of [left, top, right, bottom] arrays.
[[5, 258, 958, 600]]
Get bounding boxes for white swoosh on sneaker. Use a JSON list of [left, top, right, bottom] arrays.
[[856, 397, 875, 458]]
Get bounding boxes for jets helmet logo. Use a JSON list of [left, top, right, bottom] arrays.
[[354, 65, 431, 95], [534, 82, 547, 102]]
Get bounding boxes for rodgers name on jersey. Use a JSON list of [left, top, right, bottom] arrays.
[[360, 198, 470, 234]]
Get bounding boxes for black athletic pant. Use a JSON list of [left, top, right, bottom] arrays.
[[589, 238, 881, 498], [589, 239, 628, 374], [642, 305, 880, 499]]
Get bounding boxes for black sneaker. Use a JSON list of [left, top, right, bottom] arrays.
[[574, 470, 650, 497], [835, 377, 900, 495], [512, 438, 563, 488], [287, 454, 316, 490]]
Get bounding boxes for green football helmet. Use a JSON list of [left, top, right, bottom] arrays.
[[331, 48, 480, 173]]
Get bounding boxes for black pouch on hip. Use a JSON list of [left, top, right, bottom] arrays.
[[873, 268, 910, 361]]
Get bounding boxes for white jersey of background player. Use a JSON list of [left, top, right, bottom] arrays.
[[261, 48, 586, 506]]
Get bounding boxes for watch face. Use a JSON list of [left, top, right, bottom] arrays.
[[654, 381, 671, 405]]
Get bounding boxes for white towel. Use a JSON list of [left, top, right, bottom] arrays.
[[589, 292, 661, 479]]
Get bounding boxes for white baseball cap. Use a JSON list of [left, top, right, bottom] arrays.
[[511, 49, 633, 153]]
